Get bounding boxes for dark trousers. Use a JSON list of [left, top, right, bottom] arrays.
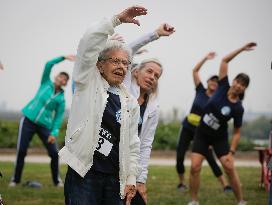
[[130, 191, 146, 205], [11, 117, 60, 185], [176, 126, 223, 177], [65, 167, 121, 205], [119, 191, 146, 205]]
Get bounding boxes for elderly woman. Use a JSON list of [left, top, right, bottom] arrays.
[[59, 6, 147, 205]]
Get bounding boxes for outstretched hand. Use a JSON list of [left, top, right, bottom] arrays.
[[242, 42, 257, 51], [65, 55, 76, 61], [205, 52, 216, 60], [156, 23, 175, 37], [117, 6, 147, 26]]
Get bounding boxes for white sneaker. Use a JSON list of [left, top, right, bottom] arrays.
[[8, 181, 17, 187], [237, 201, 247, 205], [55, 181, 64, 187], [187, 201, 199, 205]]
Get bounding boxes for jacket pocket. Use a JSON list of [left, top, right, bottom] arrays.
[[67, 121, 87, 143]]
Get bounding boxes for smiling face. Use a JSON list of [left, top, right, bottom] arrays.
[[207, 79, 218, 93], [134, 62, 162, 93], [231, 79, 247, 96], [97, 49, 130, 86], [54, 73, 69, 88]]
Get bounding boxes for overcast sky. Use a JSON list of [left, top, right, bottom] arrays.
[[0, 0, 271, 116]]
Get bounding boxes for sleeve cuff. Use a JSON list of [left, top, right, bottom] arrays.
[[136, 176, 146, 184], [126, 175, 136, 186], [111, 15, 122, 28], [152, 31, 160, 40]]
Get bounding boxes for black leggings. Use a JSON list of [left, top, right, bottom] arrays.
[[176, 126, 223, 177]]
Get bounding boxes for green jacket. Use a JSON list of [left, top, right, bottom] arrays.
[[22, 56, 66, 137]]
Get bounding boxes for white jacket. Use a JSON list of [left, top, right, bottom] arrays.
[[58, 17, 140, 198], [124, 31, 160, 183]]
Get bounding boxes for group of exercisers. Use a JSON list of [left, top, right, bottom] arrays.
[[8, 5, 256, 205]]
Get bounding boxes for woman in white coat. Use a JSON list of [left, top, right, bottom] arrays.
[[59, 6, 147, 205]]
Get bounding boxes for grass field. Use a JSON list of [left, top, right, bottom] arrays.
[[0, 162, 268, 205]]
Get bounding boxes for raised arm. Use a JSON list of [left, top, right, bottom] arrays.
[[41, 55, 75, 85], [129, 23, 175, 55], [73, 6, 147, 90], [41, 56, 65, 84], [219, 42, 257, 80], [192, 52, 216, 87]]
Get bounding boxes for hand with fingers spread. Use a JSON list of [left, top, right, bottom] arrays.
[[124, 185, 136, 205], [117, 6, 147, 26], [242, 42, 257, 51], [156, 23, 175, 37], [64, 55, 76, 62], [205, 52, 217, 60], [110, 33, 125, 43]]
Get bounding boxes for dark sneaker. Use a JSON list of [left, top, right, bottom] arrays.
[[177, 183, 188, 192], [23, 181, 42, 188], [223, 185, 233, 193]]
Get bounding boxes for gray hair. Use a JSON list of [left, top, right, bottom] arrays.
[[98, 40, 133, 64], [137, 58, 163, 75]]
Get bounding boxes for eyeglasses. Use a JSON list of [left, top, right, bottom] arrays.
[[101, 57, 131, 68]]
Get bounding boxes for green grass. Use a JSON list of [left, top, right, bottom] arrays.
[[0, 162, 268, 205]]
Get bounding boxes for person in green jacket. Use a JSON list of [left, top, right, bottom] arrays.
[[9, 55, 74, 187]]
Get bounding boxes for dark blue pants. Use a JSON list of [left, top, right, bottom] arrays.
[[176, 126, 223, 177], [11, 117, 60, 185], [64, 166, 121, 205]]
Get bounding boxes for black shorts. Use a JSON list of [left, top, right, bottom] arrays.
[[192, 128, 230, 159]]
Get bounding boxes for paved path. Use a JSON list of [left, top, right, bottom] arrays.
[[0, 154, 260, 167]]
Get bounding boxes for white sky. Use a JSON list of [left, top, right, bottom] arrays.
[[0, 0, 272, 115]]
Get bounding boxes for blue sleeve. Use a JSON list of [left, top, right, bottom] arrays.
[[218, 76, 229, 88], [233, 106, 244, 128], [195, 83, 205, 93]]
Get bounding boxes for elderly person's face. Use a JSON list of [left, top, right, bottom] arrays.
[[97, 49, 130, 86], [134, 62, 162, 93]]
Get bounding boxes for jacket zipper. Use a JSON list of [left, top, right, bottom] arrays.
[[34, 92, 61, 123]]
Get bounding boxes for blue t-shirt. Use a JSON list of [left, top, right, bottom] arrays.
[[183, 83, 209, 131], [138, 94, 148, 134], [92, 87, 121, 174], [198, 76, 244, 138]]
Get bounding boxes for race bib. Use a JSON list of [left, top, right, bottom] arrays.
[[203, 113, 220, 130], [95, 128, 113, 156]]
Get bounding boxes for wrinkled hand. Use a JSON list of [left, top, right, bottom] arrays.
[[205, 52, 216, 60], [136, 182, 147, 204], [156, 23, 175, 37], [124, 185, 136, 205], [65, 55, 76, 61], [242, 42, 257, 51], [48, 135, 56, 144], [117, 6, 147, 26], [110, 33, 125, 43]]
